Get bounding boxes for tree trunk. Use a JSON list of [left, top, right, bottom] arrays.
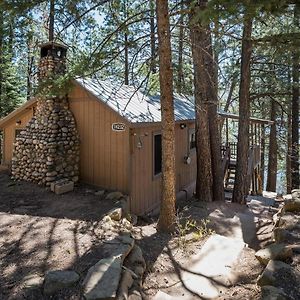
[[0, 7, 3, 116], [291, 4, 300, 190], [287, 107, 292, 194], [150, 0, 156, 74], [232, 13, 253, 204], [124, 32, 129, 85], [49, 0, 55, 41], [156, 0, 176, 232], [190, 0, 213, 202], [177, 0, 184, 94], [266, 100, 277, 192]]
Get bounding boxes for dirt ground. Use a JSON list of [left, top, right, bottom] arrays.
[[0, 169, 125, 299], [0, 169, 282, 299]]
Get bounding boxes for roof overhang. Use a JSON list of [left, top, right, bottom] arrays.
[[0, 98, 37, 129]]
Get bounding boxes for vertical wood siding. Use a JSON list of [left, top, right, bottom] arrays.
[[69, 85, 130, 193], [2, 108, 34, 165], [130, 122, 196, 215]]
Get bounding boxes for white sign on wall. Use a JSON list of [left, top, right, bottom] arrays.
[[112, 123, 126, 132]]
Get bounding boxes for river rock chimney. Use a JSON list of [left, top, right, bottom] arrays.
[[11, 42, 80, 186]]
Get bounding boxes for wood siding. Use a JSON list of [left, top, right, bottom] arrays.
[[68, 85, 130, 193], [130, 122, 196, 215], [2, 107, 34, 166]]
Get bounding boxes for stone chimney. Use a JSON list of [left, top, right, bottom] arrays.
[[11, 42, 80, 186]]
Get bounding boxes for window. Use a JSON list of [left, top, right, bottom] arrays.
[[189, 129, 196, 150], [153, 133, 162, 176]]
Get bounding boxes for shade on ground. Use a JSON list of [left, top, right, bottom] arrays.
[[180, 234, 245, 299]]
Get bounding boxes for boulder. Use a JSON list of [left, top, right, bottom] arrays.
[[261, 286, 287, 300], [43, 270, 80, 295], [279, 213, 300, 230], [82, 257, 122, 300], [255, 243, 292, 266], [108, 207, 123, 221], [106, 191, 123, 201], [284, 191, 300, 212], [257, 260, 291, 286], [125, 245, 146, 269]]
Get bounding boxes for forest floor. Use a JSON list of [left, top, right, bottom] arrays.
[[0, 168, 283, 299]]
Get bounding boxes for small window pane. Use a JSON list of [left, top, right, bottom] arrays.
[[154, 134, 162, 175], [190, 130, 196, 149]]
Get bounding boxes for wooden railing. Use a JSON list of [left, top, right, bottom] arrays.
[[221, 145, 231, 176]]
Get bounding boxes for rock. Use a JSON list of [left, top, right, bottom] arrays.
[[106, 191, 123, 201], [255, 243, 293, 266], [117, 270, 134, 300], [108, 207, 123, 221], [128, 288, 143, 300], [125, 245, 146, 269], [94, 190, 105, 196], [261, 286, 288, 300], [273, 228, 289, 243], [121, 218, 133, 230], [82, 257, 122, 300], [279, 213, 300, 230], [284, 191, 300, 212], [44, 270, 80, 295], [257, 260, 291, 286], [23, 273, 43, 289]]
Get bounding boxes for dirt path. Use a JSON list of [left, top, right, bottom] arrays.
[[136, 194, 276, 299]]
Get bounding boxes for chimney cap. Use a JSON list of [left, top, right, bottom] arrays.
[[39, 41, 68, 50]]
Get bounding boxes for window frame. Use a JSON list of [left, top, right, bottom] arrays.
[[188, 128, 196, 152]]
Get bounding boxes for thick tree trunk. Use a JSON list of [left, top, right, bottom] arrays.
[[150, 0, 156, 74], [177, 0, 184, 94], [291, 4, 300, 190], [232, 13, 253, 204], [49, 0, 55, 41], [156, 0, 176, 232], [266, 100, 277, 192], [0, 8, 3, 116]]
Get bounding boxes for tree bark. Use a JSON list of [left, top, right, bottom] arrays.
[[190, 0, 213, 202], [291, 3, 300, 190], [49, 0, 55, 41], [287, 106, 292, 194], [150, 0, 156, 74], [266, 100, 277, 192], [156, 0, 176, 232], [232, 12, 253, 204], [177, 0, 184, 94], [124, 32, 129, 85]]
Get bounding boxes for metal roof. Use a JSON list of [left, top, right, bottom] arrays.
[[76, 78, 195, 123]]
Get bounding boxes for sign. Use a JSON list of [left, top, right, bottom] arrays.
[[112, 123, 126, 132]]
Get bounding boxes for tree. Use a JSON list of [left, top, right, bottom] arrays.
[[190, 0, 224, 202], [266, 99, 278, 192], [232, 9, 253, 204], [291, 3, 300, 190], [156, 0, 176, 232]]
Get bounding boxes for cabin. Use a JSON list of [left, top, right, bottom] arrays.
[[0, 78, 274, 215], [0, 78, 199, 215]]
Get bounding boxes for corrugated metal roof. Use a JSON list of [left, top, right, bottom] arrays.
[[76, 78, 196, 123]]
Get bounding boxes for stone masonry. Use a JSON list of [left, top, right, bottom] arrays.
[[11, 42, 80, 186]]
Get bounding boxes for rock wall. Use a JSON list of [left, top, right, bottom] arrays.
[[11, 46, 80, 186]]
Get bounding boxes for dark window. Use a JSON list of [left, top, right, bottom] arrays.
[[189, 129, 196, 150], [154, 134, 162, 176]]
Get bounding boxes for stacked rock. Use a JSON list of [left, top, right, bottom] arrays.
[[11, 41, 80, 186]]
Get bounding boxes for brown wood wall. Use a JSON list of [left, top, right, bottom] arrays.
[[130, 122, 196, 215], [2, 108, 34, 166], [69, 85, 130, 193]]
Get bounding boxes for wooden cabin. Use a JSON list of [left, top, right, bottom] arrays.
[[0, 78, 273, 214], [0, 78, 197, 215]]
